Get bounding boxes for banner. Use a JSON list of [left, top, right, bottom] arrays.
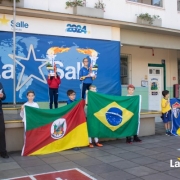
[[0, 31, 121, 102], [170, 98, 180, 136], [22, 100, 88, 156], [87, 91, 141, 138]]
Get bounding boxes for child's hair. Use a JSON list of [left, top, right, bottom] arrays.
[[89, 85, 96, 90], [162, 90, 169, 97], [127, 84, 135, 90], [27, 90, 35, 96], [67, 89, 75, 96]]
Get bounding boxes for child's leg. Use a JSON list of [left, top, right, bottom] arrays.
[[94, 137, 103, 147], [89, 137, 92, 143], [54, 89, 58, 109], [49, 88, 53, 109], [89, 137, 94, 148]]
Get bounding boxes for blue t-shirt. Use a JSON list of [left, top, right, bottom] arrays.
[[67, 99, 76, 105], [79, 67, 93, 84]]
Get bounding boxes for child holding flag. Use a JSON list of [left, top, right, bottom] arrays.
[[86, 85, 103, 148], [161, 90, 173, 136], [126, 84, 142, 144], [20, 90, 39, 122], [66, 89, 81, 151]]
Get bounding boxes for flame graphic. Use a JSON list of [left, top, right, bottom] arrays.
[[47, 47, 70, 55], [76, 48, 98, 57]]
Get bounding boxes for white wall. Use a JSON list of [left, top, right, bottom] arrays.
[[121, 45, 178, 87], [23, 0, 180, 30]]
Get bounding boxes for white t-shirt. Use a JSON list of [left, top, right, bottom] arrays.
[[20, 102, 39, 122]]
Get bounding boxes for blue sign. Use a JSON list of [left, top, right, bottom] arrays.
[[0, 31, 121, 103]]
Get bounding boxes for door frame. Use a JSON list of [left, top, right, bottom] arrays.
[[148, 63, 166, 90]]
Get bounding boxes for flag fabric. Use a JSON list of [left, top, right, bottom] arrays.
[[22, 100, 89, 156], [170, 98, 180, 136], [87, 91, 141, 138]]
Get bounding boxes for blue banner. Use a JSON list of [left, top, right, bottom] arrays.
[[0, 31, 121, 102], [170, 98, 180, 136]]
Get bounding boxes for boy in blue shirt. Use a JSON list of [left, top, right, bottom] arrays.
[[79, 58, 95, 99], [67, 90, 76, 104]]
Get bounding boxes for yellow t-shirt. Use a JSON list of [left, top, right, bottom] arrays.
[[161, 98, 171, 113]]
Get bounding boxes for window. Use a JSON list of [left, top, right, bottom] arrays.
[[120, 55, 132, 85], [178, 59, 180, 84], [178, 0, 180, 11], [128, 0, 163, 7]]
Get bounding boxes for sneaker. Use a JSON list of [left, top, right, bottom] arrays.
[[73, 147, 80, 151], [168, 131, 174, 136], [165, 131, 169, 136], [89, 143, 94, 148], [126, 137, 132, 144], [95, 143, 103, 147], [133, 135, 142, 142], [0, 153, 9, 159]]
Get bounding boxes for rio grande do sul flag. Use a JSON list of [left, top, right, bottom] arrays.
[[22, 100, 89, 156], [87, 91, 141, 138]]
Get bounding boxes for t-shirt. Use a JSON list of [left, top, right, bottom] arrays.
[[67, 99, 76, 105], [161, 98, 171, 113], [20, 102, 39, 122], [79, 67, 93, 84]]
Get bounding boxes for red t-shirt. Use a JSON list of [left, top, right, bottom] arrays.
[[47, 76, 61, 88]]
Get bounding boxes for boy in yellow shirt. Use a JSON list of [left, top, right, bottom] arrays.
[[161, 90, 172, 136]]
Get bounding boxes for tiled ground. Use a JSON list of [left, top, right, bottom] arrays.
[[0, 122, 180, 180]]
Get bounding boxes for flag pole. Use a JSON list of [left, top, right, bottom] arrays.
[[13, 0, 16, 106]]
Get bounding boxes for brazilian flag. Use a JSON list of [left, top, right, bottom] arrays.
[[87, 91, 141, 138]]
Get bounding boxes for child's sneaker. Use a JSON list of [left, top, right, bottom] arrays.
[[133, 135, 142, 142], [89, 143, 94, 148], [73, 147, 80, 151], [126, 137, 132, 144], [95, 143, 103, 147], [168, 131, 174, 136], [165, 131, 169, 136]]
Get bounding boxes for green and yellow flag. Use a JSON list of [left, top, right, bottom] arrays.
[[87, 91, 141, 138]]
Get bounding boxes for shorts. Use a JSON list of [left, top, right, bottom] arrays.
[[162, 110, 171, 123]]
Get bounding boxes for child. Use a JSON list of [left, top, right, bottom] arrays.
[[67, 90, 76, 104], [66, 89, 80, 151], [86, 85, 103, 148], [126, 84, 142, 144], [47, 69, 61, 109], [79, 58, 95, 99], [20, 90, 39, 122], [161, 90, 172, 136]]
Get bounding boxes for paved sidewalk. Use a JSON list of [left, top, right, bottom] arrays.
[[0, 122, 180, 180]]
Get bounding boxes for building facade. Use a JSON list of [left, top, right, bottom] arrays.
[[0, 0, 180, 110]]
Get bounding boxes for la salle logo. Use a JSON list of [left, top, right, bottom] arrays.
[[51, 118, 67, 139], [170, 158, 180, 168]]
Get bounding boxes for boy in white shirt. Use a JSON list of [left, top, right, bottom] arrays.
[[20, 90, 39, 122], [126, 84, 142, 144], [86, 85, 103, 148]]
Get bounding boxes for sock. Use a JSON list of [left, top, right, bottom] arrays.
[[166, 129, 169, 132]]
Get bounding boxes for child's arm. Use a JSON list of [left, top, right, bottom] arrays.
[[161, 99, 169, 108], [20, 105, 24, 118]]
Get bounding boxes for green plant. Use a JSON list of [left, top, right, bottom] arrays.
[[65, 0, 86, 9], [136, 13, 160, 25], [94, 0, 106, 11], [46, 62, 53, 67]]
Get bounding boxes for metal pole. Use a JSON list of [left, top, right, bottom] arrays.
[[13, 0, 16, 106]]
